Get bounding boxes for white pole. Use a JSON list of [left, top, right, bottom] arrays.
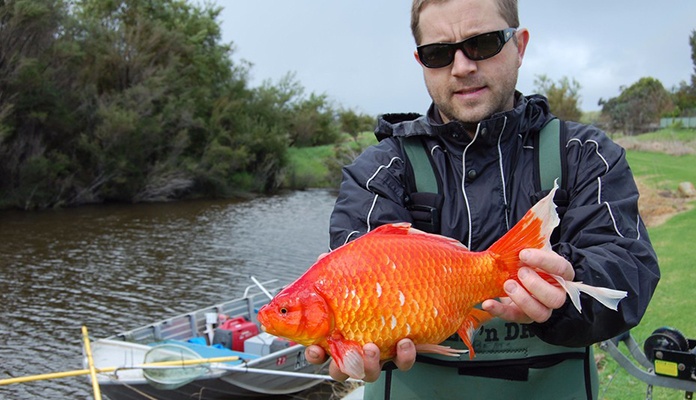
[[250, 276, 274, 300], [214, 364, 360, 382]]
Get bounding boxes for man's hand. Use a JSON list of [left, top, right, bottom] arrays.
[[482, 248, 574, 324], [305, 339, 416, 382]]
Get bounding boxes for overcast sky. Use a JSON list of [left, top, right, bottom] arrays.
[[215, 1, 695, 116]]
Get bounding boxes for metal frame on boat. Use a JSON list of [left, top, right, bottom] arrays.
[[86, 279, 331, 400], [599, 331, 696, 399]]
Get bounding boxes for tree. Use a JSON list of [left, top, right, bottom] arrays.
[[248, 72, 340, 148], [534, 75, 582, 122], [676, 30, 696, 116], [0, 0, 258, 207], [671, 80, 696, 117], [600, 77, 673, 135], [288, 93, 340, 147], [338, 108, 375, 141], [691, 29, 696, 93], [70, 0, 244, 202], [668, 30, 696, 118], [0, 0, 77, 209]]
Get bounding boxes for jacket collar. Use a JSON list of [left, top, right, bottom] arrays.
[[375, 92, 552, 146]]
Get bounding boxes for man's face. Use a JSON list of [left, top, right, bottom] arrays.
[[414, 0, 528, 124]]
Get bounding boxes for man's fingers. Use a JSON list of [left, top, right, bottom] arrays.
[[484, 250, 574, 325], [393, 338, 416, 372], [305, 341, 416, 382], [520, 249, 574, 280], [504, 278, 553, 323], [305, 345, 328, 364], [362, 343, 382, 382], [517, 267, 567, 310], [481, 298, 532, 324], [328, 360, 350, 382]]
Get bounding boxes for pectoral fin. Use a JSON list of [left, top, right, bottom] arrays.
[[327, 335, 365, 380], [457, 308, 494, 359]]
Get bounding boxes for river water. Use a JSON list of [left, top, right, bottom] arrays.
[[0, 190, 337, 399]]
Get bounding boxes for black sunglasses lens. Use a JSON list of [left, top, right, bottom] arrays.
[[463, 32, 503, 61], [419, 45, 455, 68]]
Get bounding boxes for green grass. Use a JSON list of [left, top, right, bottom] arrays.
[[620, 127, 696, 191], [286, 144, 335, 188], [597, 148, 696, 399], [284, 132, 377, 189], [626, 151, 696, 191], [623, 128, 696, 143]]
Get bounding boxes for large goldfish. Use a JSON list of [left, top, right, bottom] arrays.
[[257, 185, 627, 379]]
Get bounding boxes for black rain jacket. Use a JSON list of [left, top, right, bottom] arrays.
[[329, 93, 659, 347]]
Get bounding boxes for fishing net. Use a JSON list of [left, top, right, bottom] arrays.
[[142, 344, 208, 390]]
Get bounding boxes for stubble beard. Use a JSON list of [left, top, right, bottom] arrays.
[[431, 74, 519, 128]]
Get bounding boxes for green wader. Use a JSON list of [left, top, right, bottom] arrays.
[[364, 318, 599, 400]]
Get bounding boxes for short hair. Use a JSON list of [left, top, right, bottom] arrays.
[[410, 0, 519, 45]]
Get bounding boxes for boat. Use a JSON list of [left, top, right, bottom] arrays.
[[85, 278, 332, 400]]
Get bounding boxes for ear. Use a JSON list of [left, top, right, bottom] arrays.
[[414, 50, 424, 66], [515, 28, 530, 68]]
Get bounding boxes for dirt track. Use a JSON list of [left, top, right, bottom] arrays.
[[636, 179, 692, 227], [614, 137, 695, 227]]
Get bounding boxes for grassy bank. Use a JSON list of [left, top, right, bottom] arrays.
[[285, 144, 336, 189], [284, 132, 377, 190]]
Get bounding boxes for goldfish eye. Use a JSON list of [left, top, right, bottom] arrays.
[[280, 308, 287, 314]]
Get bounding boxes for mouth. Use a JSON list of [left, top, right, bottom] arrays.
[[454, 86, 486, 97], [256, 306, 268, 325]]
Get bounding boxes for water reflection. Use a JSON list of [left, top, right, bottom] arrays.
[[0, 190, 335, 398]]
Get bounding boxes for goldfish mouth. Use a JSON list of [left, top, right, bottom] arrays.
[[256, 306, 271, 331]]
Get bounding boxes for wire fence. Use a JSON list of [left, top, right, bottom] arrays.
[[660, 117, 696, 129]]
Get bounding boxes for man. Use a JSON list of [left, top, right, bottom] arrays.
[[306, 0, 660, 398]]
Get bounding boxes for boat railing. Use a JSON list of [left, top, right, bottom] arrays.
[[112, 279, 284, 345], [243, 277, 279, 298]]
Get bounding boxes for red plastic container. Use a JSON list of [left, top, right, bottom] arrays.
[[218, 317, 259, 351]]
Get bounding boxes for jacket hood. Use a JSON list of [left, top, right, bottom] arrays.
[[375, 93, 553, 145]]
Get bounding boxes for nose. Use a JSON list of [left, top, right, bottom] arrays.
[[450, 49, 477, 76]]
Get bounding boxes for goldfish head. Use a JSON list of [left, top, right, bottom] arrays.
[[257, 288, 332, 346]]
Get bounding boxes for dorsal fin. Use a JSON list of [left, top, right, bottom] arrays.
[[369, 223, 468, 249], [370, 222, 412, 235]]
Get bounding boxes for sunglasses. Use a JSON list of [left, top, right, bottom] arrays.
[[416, 28, 517, 68]]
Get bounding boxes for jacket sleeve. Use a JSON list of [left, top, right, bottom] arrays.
[[530, 122, 660, 346], [329, 138, 414, 250]]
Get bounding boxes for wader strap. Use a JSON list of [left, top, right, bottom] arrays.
[[382, 362, 397, 400], [400, 136, 443, 233], [407, 192, 442, 233], [533, 117, 569, 242], [402, 136, 438, 193], [536, 118, 567, 192], [384, 368, 392, 400]]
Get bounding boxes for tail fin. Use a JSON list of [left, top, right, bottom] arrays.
[[488, 181, 627, 313], [552, 276, 627, 312], [487, 181, 560, 268]]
